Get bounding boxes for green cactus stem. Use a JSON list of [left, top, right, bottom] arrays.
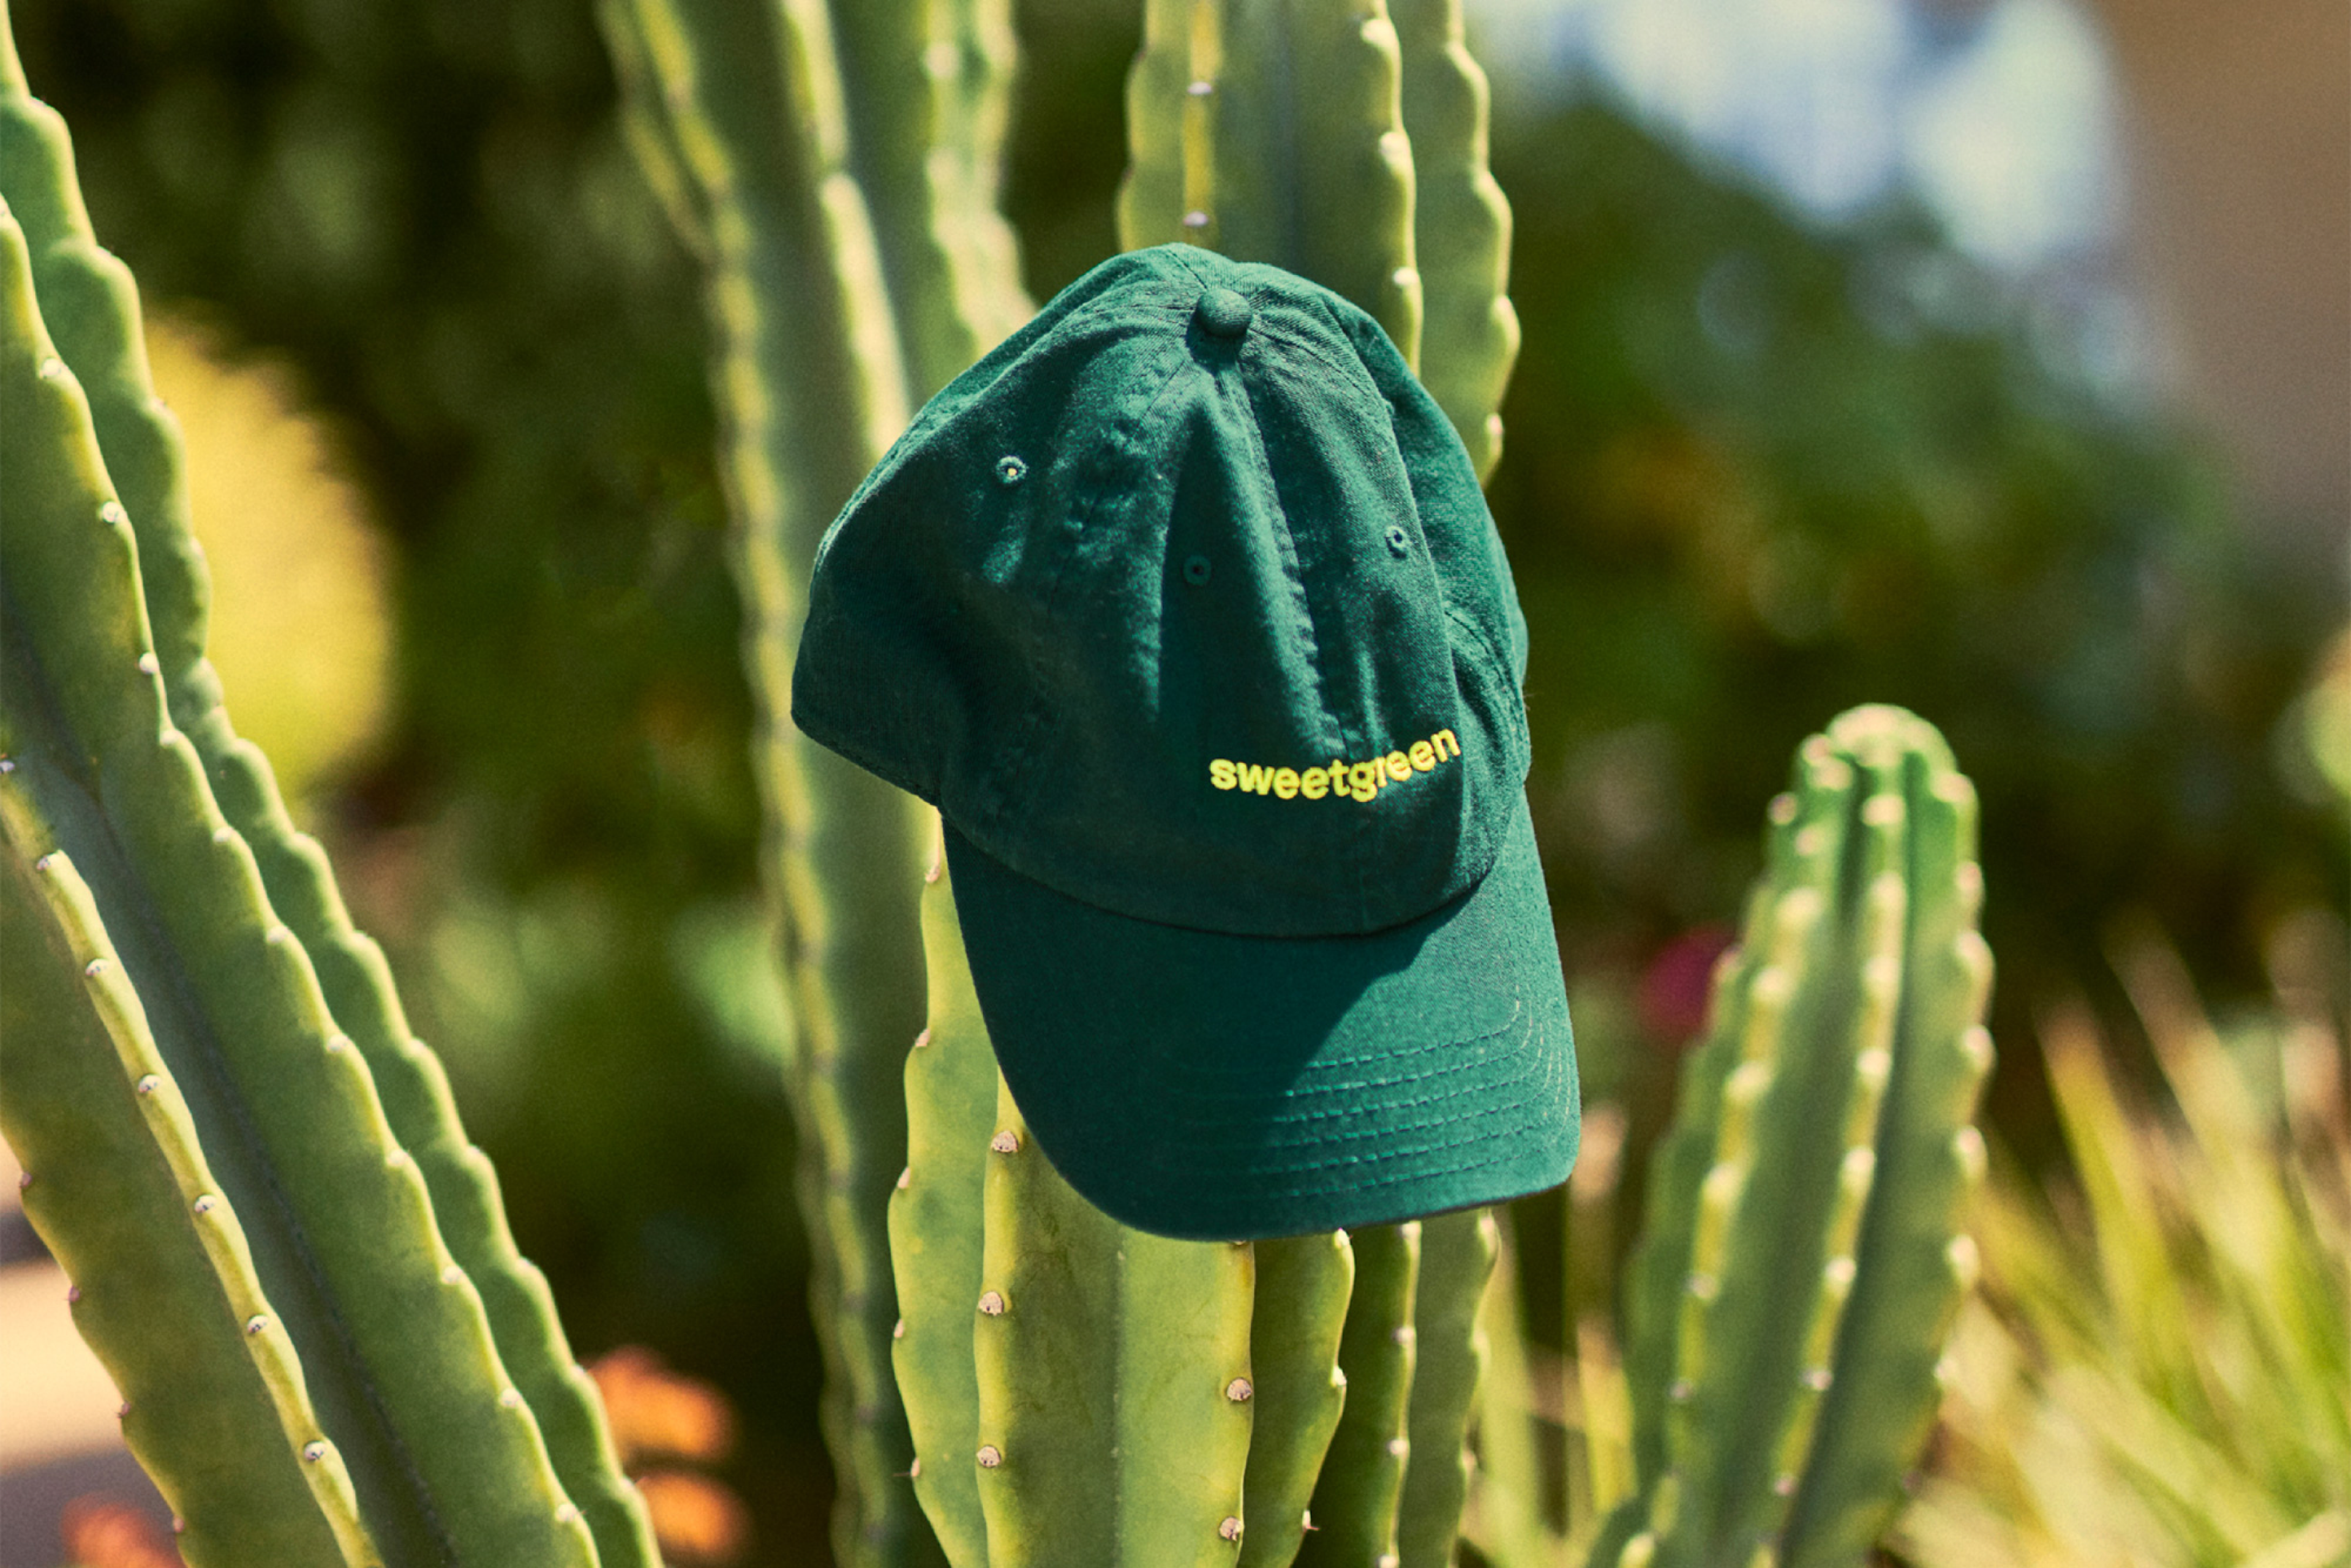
[[0, 45, 659, 1565], [894, 825, 1007, 1567], [1464, 1220, 1548, 1568], [1599, 705, 1994, 1568], [827, 0, 1030, 405], [973, 1080, 1258, 1567], [902, 836, 1265, 1567], [1299, 1221, 1420, 1566], [1389, 0, 1518, 479], [598, 0, 945, 1558], [0, 809, 370, 1568], [0, 184, 593, 1563], [1118, 0, 1423, 365], [1237, 1230, 1355, 1568], [1777, 718, 1993, 1568], [1397, 1209, 1497, 1567]]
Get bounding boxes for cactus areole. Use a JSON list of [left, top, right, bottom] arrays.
[[795, 245, 1577, 1240]]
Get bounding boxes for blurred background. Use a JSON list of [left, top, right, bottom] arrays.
[[2, 0, 2344, 1562]]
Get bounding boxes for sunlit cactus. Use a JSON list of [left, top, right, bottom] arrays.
[[1593, 705, 1995, 1568], [0, 11, 656, 1562]]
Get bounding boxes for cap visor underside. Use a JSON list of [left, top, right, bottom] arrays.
[[944, 800, 1580, 1241]]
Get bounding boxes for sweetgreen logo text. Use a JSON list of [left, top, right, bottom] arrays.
[[1209, 729, 1462, 801]]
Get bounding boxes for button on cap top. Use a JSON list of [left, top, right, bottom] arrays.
[[1195, 287, 1253, 338]]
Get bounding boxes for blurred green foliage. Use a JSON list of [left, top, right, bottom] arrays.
[[1899, 922, 2349, 1568], [13, 0, 2341, 1561], [1491, 86, 2338, 1053]]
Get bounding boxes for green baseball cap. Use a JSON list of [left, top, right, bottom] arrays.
[[793, 244, 1577, 1240]]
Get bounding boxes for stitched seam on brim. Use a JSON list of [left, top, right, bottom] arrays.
[[1154, 1013, 1529, 1110], [1258, 1109, 1563, 1199], [1135, 1046, 1553, 1158], [1152, 1000, 1525, 1092]]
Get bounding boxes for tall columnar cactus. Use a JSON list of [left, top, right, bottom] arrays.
[[1592, 705, 1996, 1568], [599, 1, 1529, 1562], [0, 14, 656, 1566], [1117, 0, 1519, 480], [1115, 9, 1521, 1559], [897, 828, 1356, 1568], [597, 0, 1017, 1559]]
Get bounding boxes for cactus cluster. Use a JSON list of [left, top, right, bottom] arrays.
[[595, 1, 1526, 1561], [1, 0, 2003, 1563], [0, 11, 656, 1565]]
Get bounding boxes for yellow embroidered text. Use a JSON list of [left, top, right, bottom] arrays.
[[1207, 730, 1461, 802]]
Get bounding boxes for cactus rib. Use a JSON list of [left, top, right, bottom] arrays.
[[1397, 1209, 1499, 1567], [1300, 1220, 1420, 1566], [4, 188, 599, 1567], [1390, 0, 1519, 478], [1238, 1230, 1355, 1568], [0, 789, 371, 1567], [1118, 0, 1423, 363], [895, 825, 1003, 1566], [827, 0, 1030, 405]]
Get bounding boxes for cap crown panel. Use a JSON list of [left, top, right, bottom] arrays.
[[793, 245, 1537, 939]]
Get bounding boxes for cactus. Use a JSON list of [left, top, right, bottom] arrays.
[[0, 37, 658, 1567], [1593, 705, 1995, 1568], [1300, 1221, 1420, 1566], [1238, 1231, 1356, 1568], [1118, 0, 1518, 475], [1390, 0, 1519, 481], [896, 828, 1289, 1567], [596, 0, 1035, 1554], [0, 806, 370, 1566], [0, 24, 653, 1560], [1397, 1210, 1499, 1567], [1117, 0, 1421, 367]]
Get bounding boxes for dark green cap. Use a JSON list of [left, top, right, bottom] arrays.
[[794, 244, 1577, 1240]]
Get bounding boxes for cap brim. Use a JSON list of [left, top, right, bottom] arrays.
[[945, 797, 1579, 1240]]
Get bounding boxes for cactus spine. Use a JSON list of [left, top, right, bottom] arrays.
[[0, 40, 638, 1555], [1598, 705, 1995, 1568]]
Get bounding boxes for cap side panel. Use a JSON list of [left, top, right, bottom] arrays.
[[1336, 310, 1532, 700], [796, 289, 1199, 827], [1246, 340, 1515, 925]]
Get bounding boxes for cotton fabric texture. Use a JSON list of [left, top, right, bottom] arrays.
[[793, 243, 1578, 1240]]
